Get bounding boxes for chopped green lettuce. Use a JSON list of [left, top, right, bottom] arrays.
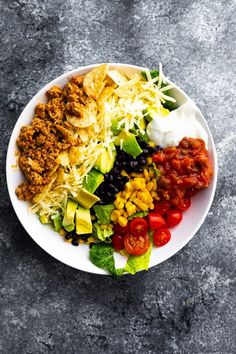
[[93, 223, 114, 242], [125, 238, 153, 275], [93, 204, 115, 224], [128, 211, 148, 220], [89, 243, 124, 275]]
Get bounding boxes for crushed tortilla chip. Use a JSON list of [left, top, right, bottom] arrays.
[[83, 64, 108, 99]]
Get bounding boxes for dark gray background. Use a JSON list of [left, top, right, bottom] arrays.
[[0, 0, 235, 353]]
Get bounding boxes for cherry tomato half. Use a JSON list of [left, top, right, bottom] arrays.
[[167, 209, 182, 227], [114, 223, 130, 235], [177, 198, 191, 211], [148, 212, 165, 230], [154, 201, 171, 215], [153, 228, 171, 247], [112, 234, 124, 251], [124, 233, 150, 255], [130, 217, 148, 237]]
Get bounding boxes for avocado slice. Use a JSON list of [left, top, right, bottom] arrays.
[[115, 131, 143, 158], [51, 213, 63, 232], [94, 144, 116, 174], [62, 199, 78, 232], [75, 206, 92, 235], [39, 214, 51, 224], [73, 188, 100, 209], [83, 169, 104, 193]]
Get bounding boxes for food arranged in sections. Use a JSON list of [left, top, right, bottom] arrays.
[[15, 64, 213, 274]]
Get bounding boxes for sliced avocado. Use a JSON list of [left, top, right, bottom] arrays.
[[75, 206, 92, 235], [83, 169, 104, 193], [39, 214, 51, 224], [73, 188, 100, 209], [51, 213, 63, 232], [115, 131, 143, 158], [144, 106, 170, 122], [94, 144, 116, 174], [62, 199, 78, 232]]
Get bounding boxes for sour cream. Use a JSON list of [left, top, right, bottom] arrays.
[[147, 101, 208, 148]]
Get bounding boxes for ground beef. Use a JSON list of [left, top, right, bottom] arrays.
[[16, 75, 86, 201]]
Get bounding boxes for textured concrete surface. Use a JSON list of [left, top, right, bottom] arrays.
[[0, 0, 235, 353]]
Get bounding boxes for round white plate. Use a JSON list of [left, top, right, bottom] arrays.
[[6, 63, 218, 275]]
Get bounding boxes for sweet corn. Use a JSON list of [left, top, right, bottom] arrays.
[[131, 172, 143, 178], [152, 178, 157, 191], [111, 210, 122, 221], [151, 191, 158, 198], [125, 182, 133, 192], [127, 205, 136, 216], [121, 170, 129, 177], [129, 190, 137, 201], [125, 201, 133, 209], [78, 239, 84, 244], [146, 157, 152, 166], [59, 229, 67, 237], [137, 191, 149, 204], [146, 181, 153, 191], [88, 236, 95, 243], [143, 169, 150, 181], [148, 168, 155, 178], [133, 198, 149, 211], [149, 203, 154, 210], [115, 201, 124, 210], [118, 216, 128, 227]]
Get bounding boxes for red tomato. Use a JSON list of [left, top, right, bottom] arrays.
[[167, 209, 182, 227], [177, 198, 191, 211], [153, 228, 171, 247], [124, 233, 150, 255], [154, 201, 171, 215], [148, 212, 165, 230], [112, 234, 124, 251], [113, 223, 130, 235], [130, 217, 148, 237]]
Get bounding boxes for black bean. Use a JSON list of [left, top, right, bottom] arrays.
[[130, 160, 138, 168], [65, 234, 72, 240], [72, 240, 79, 246]]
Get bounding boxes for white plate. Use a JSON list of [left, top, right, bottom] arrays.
[[6, 63, 218, 275]]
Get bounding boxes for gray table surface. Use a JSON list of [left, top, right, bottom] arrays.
[[0, 0, 235, 353]]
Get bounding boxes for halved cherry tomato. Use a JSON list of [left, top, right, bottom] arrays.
[[130, 217, 148, 237], [112, 234, 125, 251], [114, 223, 130, 235], [177, 198, 191, 211], [153, 228, 171, 247], [124, 233, 150, 255], [148, 212, 165, 230], [167, 209, 182, 227], [154, 201, 171, 215]]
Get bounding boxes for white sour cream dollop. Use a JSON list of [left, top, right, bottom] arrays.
[[146, 101, 208, 148]]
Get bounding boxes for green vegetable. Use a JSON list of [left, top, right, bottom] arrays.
[[115, 131, 143, 158], [89, 243, 124, 275], [51, 213, 63, 232], [39, 214, 51, 224], [93, 223, 114, 242], [128, 211, 148, 220], [93, 204, 115, 224], [83, 169, 104, 193], [152, 163, 161, 180], [111, 119, 122, 135], [141, 70, 159, 80], [125, 238, 153, 275]]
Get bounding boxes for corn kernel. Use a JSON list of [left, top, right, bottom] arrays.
[[127, 205, 136, 216], [133, 198, 148, 211], [88, 236, 95, 243], [125, 182, 133, 192], [118, 216, 128, 227], [151, 191, 158, 198], [59, 229, 67, 237], [137, 191, 149, 204], [111, 210, 121, 221], [121, 170, 129, 177], [146, 157, 152, 166], [78, 239, 84, 244], [123, 211, 128, 218], [143, 169, 150, 181], [146, 181, 154, 191], [129, 190, 137, 201], [154, 195, 161, 201], [148, 168, 155, 178], [125, 201, 133, 209], [149, 203, 154, 210], [91, 214, 96, 221], [151, 178, 157, 191]]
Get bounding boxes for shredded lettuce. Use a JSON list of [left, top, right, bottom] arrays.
[[93, 223, 114, 242], [125, 238, 153, 275], [89, 243, 124, 275], [93, 204, 115, 224], [128, 211, 148, 220]]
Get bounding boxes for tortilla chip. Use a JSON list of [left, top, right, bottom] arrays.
[[83, 64, 108, 99], [97, 86, 115, 111], [66, 98, 97, 128]]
